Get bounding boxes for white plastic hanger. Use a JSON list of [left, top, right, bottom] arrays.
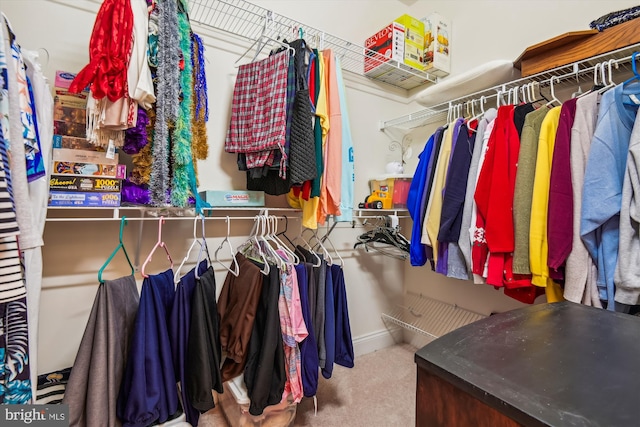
[[174, 214, 211, 283], [141, 216, 173, 278], [267, 215, 300, 264], [544, 76, 562, 107], [215, 216, 240, 277], [237, 215, 270, 275]]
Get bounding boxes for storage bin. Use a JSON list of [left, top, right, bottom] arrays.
[[218, 375, 297, 427], [392, 177, 412, 208]]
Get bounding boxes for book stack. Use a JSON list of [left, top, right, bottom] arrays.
[[49, 71, 123, 207]]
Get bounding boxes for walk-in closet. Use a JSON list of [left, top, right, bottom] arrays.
[[0, 1, 639, 426]]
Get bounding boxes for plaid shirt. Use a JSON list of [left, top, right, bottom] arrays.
[[225, 50, 289, 170]]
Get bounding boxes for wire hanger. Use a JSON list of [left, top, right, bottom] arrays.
[[98, 216, 134, 283], [276, 215, 297, 249], [215, 216, 240, 277], [321, 220, 344, 268], [141, 216, 173, 278], [305, 227, 333, 266], [174, 214, 211, 283], [293, 226, 322, 267]]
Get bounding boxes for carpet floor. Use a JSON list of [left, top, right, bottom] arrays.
[[200, 343, 418, 427]]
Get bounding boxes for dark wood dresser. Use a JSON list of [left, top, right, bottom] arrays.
[[414, 302, 640, 427]]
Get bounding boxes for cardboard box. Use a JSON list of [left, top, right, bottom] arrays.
[[48, 191, 121, 207], [421, 13, 451, 77], [404, 39, 424, 70], [199, 190, 265, 207], [53, 148, 118, 165], [365, 15, 426, 75], [53, 135, 103, 151], [55, 71, 77, 90], [49, 175, 122, 192], [394, 14, 425, 47], [364, 22, 405, 75], [53, 161, 126, 179]]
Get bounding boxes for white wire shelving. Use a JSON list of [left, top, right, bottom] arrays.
[[381, 41, 640, 130], [382, 291, 486, 340], [187, 0, 437, 91]]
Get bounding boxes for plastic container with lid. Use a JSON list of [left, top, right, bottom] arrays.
[[218, 374, 297, 427]]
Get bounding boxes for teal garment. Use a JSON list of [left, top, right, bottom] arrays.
[[311, 49, 324, 198], [0, 298, 32, 404], [333, 56, 354, 222]]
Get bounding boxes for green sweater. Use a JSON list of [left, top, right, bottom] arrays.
[[512, 107, 549, 274]]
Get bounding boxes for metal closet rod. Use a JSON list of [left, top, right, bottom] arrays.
[[45, 215, 301, 222], [382, 42, 640, 129]]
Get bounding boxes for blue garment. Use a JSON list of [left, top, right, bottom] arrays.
[[436, 119, 464, 275], [168, 261, 208, 426], [295, 263, 319, 397], [581, 82, 640, 309], [117, 269, 179, 427], [438, 123, 476, 243], [408, 134, 435, 266], [322, 263, 335, 379], [331, 264, 354, 368], [334, 56, 355, 222]]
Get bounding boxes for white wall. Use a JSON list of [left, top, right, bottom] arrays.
[[2, 0, 639, 374]]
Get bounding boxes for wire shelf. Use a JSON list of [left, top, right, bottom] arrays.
[[382, 292, 486, 339], [187, 0, 437, 91], [381, 42, 640, 130]]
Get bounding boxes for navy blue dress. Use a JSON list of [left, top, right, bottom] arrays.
[[117, 269, 179, 427], [295, 263, 319, 397], [169, 261, 208, 426]]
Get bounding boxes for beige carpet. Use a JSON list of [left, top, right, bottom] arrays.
[[200, 343, 417, 427]]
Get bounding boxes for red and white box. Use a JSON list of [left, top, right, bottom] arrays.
[[364, 22, 405, 76]]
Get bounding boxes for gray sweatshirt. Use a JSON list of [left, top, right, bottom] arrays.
[[614, 106, 640, 305], [564, 91, 601, 306]]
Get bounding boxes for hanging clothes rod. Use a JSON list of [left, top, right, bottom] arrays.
[[45, 215, 300, 222], [382, 41, 640, 129]]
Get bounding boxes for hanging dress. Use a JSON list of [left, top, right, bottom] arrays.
[[168, 260, 208, 426], [117, 269, 180, 427], [62, 275, 139, 426]]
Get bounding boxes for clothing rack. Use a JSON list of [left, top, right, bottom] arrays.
[[186, 0, 438, 90], [381, 41, 640, 130]]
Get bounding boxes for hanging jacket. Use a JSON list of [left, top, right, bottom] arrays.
[[408, 134, 435, 266]]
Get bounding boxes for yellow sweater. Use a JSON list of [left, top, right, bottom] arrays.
[[529, 106, 561, 293]]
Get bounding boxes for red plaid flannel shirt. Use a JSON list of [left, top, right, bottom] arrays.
[[225, 50, 289, 170]]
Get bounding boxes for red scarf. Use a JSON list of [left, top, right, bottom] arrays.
[[69, 0, 133, 101]]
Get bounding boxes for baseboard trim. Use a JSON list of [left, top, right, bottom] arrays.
[[352, 327, 402, 357]]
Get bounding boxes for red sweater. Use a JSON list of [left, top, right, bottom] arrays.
[[474, 105, 532, 289]]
